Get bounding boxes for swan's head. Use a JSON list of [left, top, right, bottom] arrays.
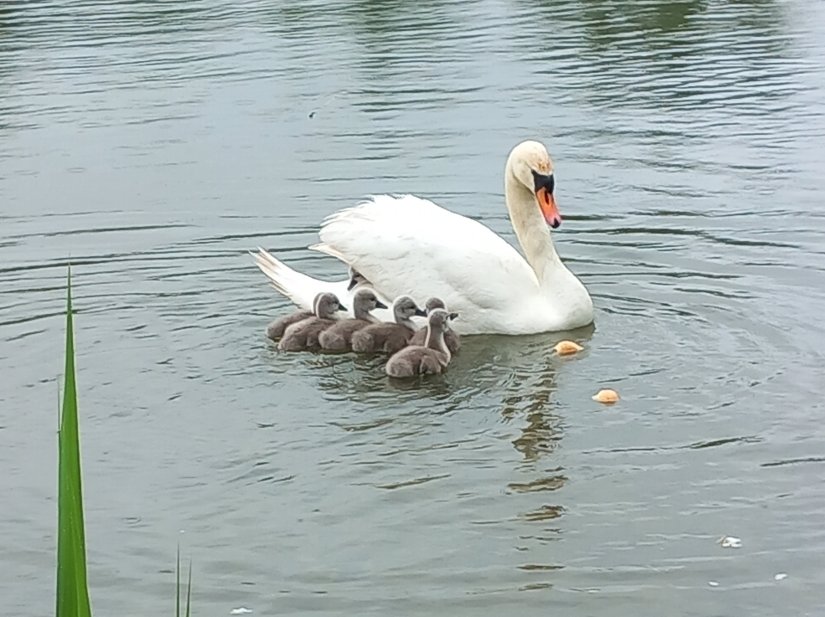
[[425, 297, 459, 322], [313, 292, 347, 319], [507, 140, 561, 229], [392, 295, 427, 322], [428, 308, 459, 332], [424, 297, 445, 313], [346, 266, 369, 291], [352, 288, 388, 317]]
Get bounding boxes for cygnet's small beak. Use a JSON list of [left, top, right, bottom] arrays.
[[448, 312, 459, 320], [337, 302, 347, 311], [414, 307, 427, 317], [347, 277, 358, 291], [532, 172, 561, 229], [375, 299, 388, 310]]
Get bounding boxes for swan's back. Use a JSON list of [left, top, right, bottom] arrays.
[[311, 195, 538, 332], [351, 322, 413, 354], [266, 310, 313, 341], [385, 346, 448, 377], [318, 318, 371, 351], [279, 317, 335, 351]]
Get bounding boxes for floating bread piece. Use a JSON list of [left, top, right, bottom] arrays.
[[592, 389, 620, 404], [554, 340, 583, 355]]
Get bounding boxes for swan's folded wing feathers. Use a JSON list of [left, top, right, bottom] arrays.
[[314, 195, 537, 315]]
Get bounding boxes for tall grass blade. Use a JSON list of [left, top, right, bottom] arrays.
[[175, 544, 193, 617], [56, 266, 93, 617], [176, 545, 181, 617], [185, 559, 192, 617]]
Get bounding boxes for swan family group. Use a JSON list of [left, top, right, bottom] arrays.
[[253, 139, 600, 378], [265, 277, 462, 377]]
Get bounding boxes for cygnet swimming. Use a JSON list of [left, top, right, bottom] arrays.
[[385, 308, 457, 378], [318, 288, 387, 352], [408, 297, 461, 354], [351, 295, 426, 354], [278, 292, 347, 352], [266, 306, 313, 342]]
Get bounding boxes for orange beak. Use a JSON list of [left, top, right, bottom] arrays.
[[536, 187, 561, 229]]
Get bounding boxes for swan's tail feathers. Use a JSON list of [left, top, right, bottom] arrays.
[[307, 242, 348, 262], [251, 248, 321, 311]]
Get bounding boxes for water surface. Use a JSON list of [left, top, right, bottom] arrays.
[[2, 0, 825, 615]]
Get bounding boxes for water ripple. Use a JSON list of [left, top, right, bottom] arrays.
[[2, 0, 825, 615]]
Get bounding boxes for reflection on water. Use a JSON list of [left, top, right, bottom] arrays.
[[508, 472, 567, 494], [525, 0, 807, 118], [2, 0, 825, 615]]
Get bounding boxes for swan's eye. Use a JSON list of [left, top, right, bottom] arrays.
[[531, 170, 555, 194]]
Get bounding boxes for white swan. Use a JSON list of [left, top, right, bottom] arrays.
[[252, 140, 594, 335]]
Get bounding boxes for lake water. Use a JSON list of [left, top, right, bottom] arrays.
[[2, 0, 825, 615]]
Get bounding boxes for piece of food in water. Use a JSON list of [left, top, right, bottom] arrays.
[[592, 389, 620, 404], [718, 536, 742, 548], [554, 340, 583, 355]]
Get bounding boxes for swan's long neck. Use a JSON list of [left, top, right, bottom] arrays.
[[394, 313, 416, 331], [505, 171, 561, 284], [424, 325, 451, 363], [353, 301, 373, 321]]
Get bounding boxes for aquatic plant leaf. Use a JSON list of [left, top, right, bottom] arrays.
[[56, 266, 93, 617], [176, 544, 193, 617], [185, 560, 192, 617]]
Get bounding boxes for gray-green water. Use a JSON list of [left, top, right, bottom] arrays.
[[2, 0, 825, 615]]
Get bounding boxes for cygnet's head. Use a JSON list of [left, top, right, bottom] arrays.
[[346, 266, 369, 291], [352, 288, 387, 316], [392, 295, 426, 322], [427, 308, 458, 332], [506, 140, 561, 229], [313, 292, 347, 319], [424, 297, 445, 313]]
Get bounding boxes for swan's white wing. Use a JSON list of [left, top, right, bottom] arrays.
[[310, 194, 537, 319]]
